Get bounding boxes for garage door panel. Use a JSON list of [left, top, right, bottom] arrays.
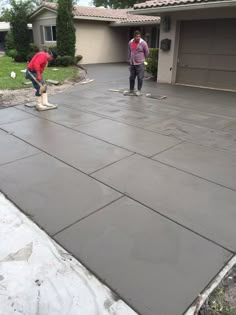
[[181, 20, 212, 38], [176, 68, 208, 85], [177, 19, 236, 90], [208, 70, 236, 90], [179, 53, 210, 69], [179, 38, 211, 54], [213, 20, 236, 37], [210, 39, 236, 55], [209, 55, 236, 71]]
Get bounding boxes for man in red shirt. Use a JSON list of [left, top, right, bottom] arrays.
[[26, 50, 58, 111], [126, 30, 149, 96]]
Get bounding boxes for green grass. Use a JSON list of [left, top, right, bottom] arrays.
[[0, 56, 78, 90]]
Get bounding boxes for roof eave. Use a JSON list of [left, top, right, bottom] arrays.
[[110, 20, 159, 27], [29, 6, 57, 20], [73, 16, 122, 22], [133, 0, 236, 15]]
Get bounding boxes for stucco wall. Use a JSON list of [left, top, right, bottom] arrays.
[[32, 10, 57, 50], [75, 20, 128, 64], [158, 7, 236, 84], [32, 10, 128, 63]]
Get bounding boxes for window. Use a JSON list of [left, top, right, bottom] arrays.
[[44, 26, 56, 42]]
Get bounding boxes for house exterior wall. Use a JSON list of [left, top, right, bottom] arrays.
[[75, 20, 128, 64], [158, 7, 236, 84], [32, 10, 57, 50], [31, 10, 128, 63]]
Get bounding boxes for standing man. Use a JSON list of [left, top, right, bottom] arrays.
[[26, 50, 58, 111], [127, 30, 149, 96]]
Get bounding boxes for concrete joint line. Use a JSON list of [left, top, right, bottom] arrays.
[[52, 195, 125, 237], [153, 158, 236, 193], [149, 140, 185, 158], [16, 107, 137, 155]]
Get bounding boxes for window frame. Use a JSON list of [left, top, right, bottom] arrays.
[[43, 25, 57, 43]]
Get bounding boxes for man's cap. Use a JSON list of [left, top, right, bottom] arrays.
[[49, 50, 58, 59]]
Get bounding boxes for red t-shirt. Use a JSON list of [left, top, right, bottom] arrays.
[[132, 41, 139, 51], [27, 52, 48, 73]]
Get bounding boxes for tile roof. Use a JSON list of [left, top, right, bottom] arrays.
[[0, 22, 32, 31], [35, 2, 159, 23], [0, 22, 10, 31], [134, 0, 232, 10]]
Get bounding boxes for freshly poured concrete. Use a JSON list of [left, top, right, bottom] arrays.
[[154, 142, 236, 190], [93, 154, 236, 251], [55, 197, 231, 315], [1, 64, 236, 315], [145, 118, 236, 153], [62, 103, 161, 127], [0, 107, 32, 125], [0, 129, 39, 166], [1, 117, 132, 174], [16, 105, 103, 129], [76, 118, 181, 157], [0, 153, 121, 235]]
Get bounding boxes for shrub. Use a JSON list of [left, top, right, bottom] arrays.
[[60, 55, 74, 66], [48, 45, 57, 52], [14, 53, 27, 62], [5, 31, 15, 51], [26, 52, 35, 62], [54, 55, 62, 67], [6, 49, 17, 58], [56, 0, 75, 57], [29, 43, 39, 53], [146, 48, 158, 78], [10, 0, 31, 62]]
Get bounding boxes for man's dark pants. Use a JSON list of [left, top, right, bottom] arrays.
[[25, 69, 46, 96], [129, 64, 144, 91]]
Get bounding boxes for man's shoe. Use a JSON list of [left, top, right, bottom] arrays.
[[123, 89, 136, 96], [35, 96, 49, 111], [42, 93, 57, 109], [135, 90, 143, 96]]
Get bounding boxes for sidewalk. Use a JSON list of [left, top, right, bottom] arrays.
[[0, 63, 236, 315]]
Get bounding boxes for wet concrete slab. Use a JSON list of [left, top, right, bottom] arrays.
[[145, 118, 236, 154], [0, 153, 121, 235], [93, 154, 236, 252], [55, 196, 231, 315], [59, 103, 161, 127], [0, 107, 32, 125], [1, 117, 132, 174], [0, 129, 39, 166], [109, 97, 236, 130], [16, 105, 103, 129], [224, 121, 236, 132], [154, 142, 236, 190], [76, 118, 181, 157], [2, 64, 236, 315]]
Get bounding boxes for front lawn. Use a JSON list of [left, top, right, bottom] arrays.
[[0, 56, 78, 90]]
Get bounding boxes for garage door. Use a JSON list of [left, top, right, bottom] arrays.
[[177, 19, 236, 90]]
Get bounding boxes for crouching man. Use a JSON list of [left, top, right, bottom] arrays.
[[126, 30, 149, 96], [26, 50, 58, 111]]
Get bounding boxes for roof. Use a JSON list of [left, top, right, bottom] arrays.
[[0, 22, 32, 31], [0, 22, 10, 31], [134, 0, 235, 10], [30, 2, 159, 24]]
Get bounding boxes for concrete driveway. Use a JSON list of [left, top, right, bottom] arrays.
[[0, 63, 236, 315]]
